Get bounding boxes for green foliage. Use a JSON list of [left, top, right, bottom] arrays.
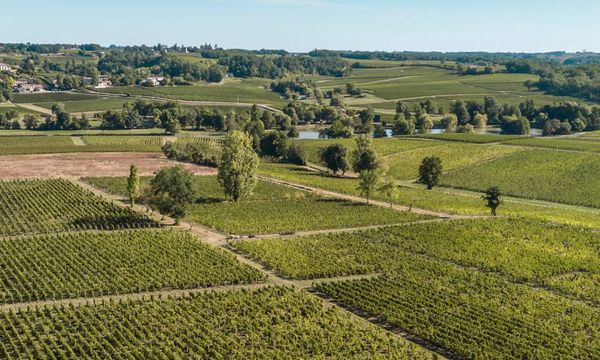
[[317, 260, 599, 360], [482, 186, 502, 215], [502, 137, 600, 152], [357, 170, 379, 204], [319, 143, 349, 174], [351, 135, 379, 173], [441, 149, 600, 207], [163, 138, 222, 167], [0, 229, 263, 303], [218, 130, 259, 201], [0, 179, 155, 237], [0, 287, 431, 358], [148, 166, 197, 221], [418, 156, 443, 189], [127, 164, 140, 206]]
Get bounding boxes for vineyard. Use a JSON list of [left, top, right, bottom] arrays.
[[0, 287, 433, 359], [405, 132, 524, 143], [258, 162, 600, 229], [441, 149, 600, 207], [0, 179, 155, 236], [502, 137, 600, 152], [84, 175, 429, 235], [0, 229, 264, 303], [81, 135, 163, 147], [386, 142, 522, 180], [234, 218, 600, 302], [316, 257, 600, 360]]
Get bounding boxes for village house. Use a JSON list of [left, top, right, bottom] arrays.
[[140, 76, 165, 86], [14, 83, 45, 93]]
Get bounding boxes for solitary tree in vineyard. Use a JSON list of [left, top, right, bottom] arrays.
[[378, 178, 399, 207], [127, 164, 140, 207], [357, 170, 379, 204], [218, 130, 259, 202], [149, 166, 197, 224], [418, 156, 442, 190], [483, 186, 502, 216]]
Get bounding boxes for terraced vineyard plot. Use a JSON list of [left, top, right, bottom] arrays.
[[387, 143, 522, 180], [0, 179, 155, 236], [234, 218, 600, 303], [502, 137, 600, 152], [297, 138, 438, 164], [0, 287, 433, 359], [84, 175, 429, 235], [441, 149, 600, 207], [258, 162, 600, 229], [12, 92, 99, 103], [35, 98, 134, 113], [0, 229, 263, 303], [316, 258, 599, 360]]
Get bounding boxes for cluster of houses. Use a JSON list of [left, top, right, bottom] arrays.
[[139, 76, 165, 86], [82, 75, 113, 89]]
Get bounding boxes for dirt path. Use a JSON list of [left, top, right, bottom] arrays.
[[14, 103, 53, 115], [70, 136, 85, 146]]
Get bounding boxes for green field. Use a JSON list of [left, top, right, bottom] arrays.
[[0, 287, 431, 359], [35, 97, 134, 113], [317, 258, 599, 360], [81, 135, 163, 151], [84, 175, 429, 235], [234, 218, 600, 301], [386, 142, 523, 180], [0, 229, 264, 303], [441, 149, 600, 207], [97, 78, 286, 106], [12, 92, 99, 103], [0, 179, 155, 237], [258, 162, 600, 228], [0, 135, 166, 154], [502, 137, 600, 152]]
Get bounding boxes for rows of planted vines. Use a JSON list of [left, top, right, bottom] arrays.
[[0, 287, 433, 359], [82, 136, 163, 146], [315, 256, 600, 360], [0, 179, 156, 236], [234, 218, 600, 303], [84, 176, 429, 235], [0, 229, 265, 303]]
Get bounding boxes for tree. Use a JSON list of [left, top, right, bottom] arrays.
[[373, 124, 387, 138], [418, 156, 442, 190], [352, 135, 379, 173], [127, 164, 140, 207], [259, 131, 289, 158], [378, 178, 399, 207], [392, 114, 416, 135], [23, 114, 40, 130], [358, 107, 374, 133], [482, 186, 502, 216], [471, 113, 488, 128], [416, 114, 433, 131], [441, 114, 458, 132], [149, 166, 197, 224], [451, 100, 470, 125], [320, 144, 349, 175], [357, 170, 379, 204], [218, 130, 259, 201]]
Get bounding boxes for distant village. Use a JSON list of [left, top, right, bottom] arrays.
[[0, 61, 168, 94]]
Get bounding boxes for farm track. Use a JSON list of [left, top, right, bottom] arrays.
[[13, 102, 53, 115]]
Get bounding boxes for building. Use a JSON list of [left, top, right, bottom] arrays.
[[15, 83, 45, 93], [140, 76, 165, 86], [0, 63, 11, 72]]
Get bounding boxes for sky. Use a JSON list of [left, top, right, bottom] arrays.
[[3, 0, 600, 53]]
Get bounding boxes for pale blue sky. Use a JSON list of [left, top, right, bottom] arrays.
[[3, 0, 600, 52]]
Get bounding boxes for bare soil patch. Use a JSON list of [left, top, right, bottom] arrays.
[[0, 152, 216, 179]]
